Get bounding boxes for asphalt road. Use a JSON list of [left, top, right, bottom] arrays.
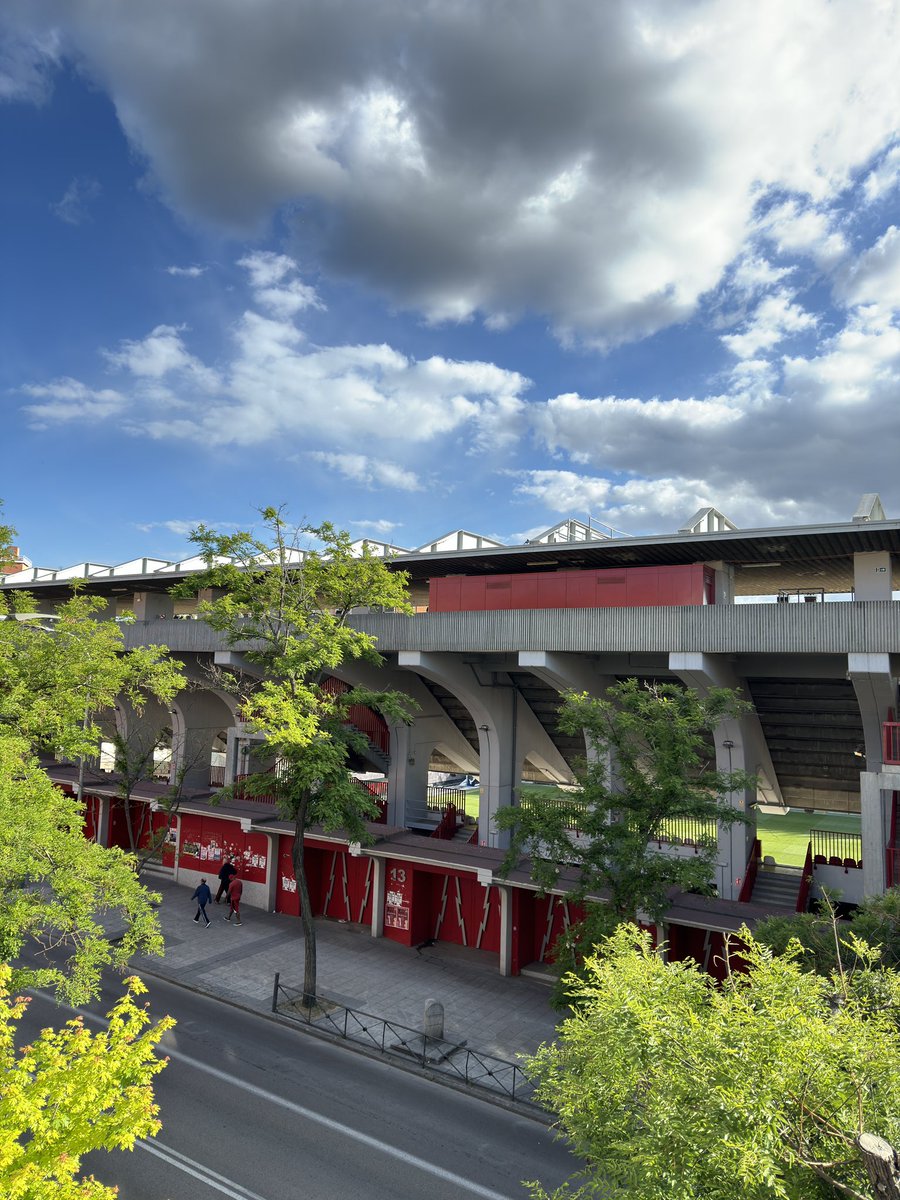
[[23, 976, 581, 1200]]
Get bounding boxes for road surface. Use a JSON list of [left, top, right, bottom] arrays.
[[23, 974, 581, 1200]]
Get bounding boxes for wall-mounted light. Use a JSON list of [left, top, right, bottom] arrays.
[[853, 746, 865, 759]]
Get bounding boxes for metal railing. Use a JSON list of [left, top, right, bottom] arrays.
[[884, 722, 900, 765], [517, 792, 589, 832], [810, 829, 862, 867], [738, 838, 762, 902], [271, 975, 539, 1108], [427, 785, 474, 813], [653, 817, 717, 849]]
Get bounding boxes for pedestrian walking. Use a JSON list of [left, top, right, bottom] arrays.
[[223, 873, 243, 926], [191, 878, 212, 927], [215, 857, 237, 904]]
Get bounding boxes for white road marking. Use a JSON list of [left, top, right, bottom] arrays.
[[137, 1138, 271, 1200], [33, 990, 518, 1200]]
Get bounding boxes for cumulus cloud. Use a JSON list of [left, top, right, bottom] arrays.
[[237, 251, 323, 317], [166, 264, 206, 277], [309, 451, 422, 491], [21, 377, 125, 425], [5, 0, 900, 343], [721, 289, 817, 359], [862, 144, 900, 205], [0, 25, 58, 101], [18, 254, 532, 467], [837, 226, 900, 311], [104, 324, 221, 390], [50, 175, 101, 225]]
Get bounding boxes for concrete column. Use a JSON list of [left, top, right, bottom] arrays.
[[370, 856, 386, 938], [261, 831, 280, 912], [115, 696, 172, 781], [705, 560, 735, 605], [669, 652, 777, 899], [131, 591, 175, 621], [386, 721, 432, 827], [860, 770, 892, 897], [853, 552, 893, 601], [497, 884, 513, 977], [398, 652, 516, 849], [93, 794, 111, 846], [169, 689, 235, 791], [848, 653, 896, 769], [518, 650, 616, 768]]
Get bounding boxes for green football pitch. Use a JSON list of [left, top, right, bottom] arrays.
[[756, 810, 861, 866]]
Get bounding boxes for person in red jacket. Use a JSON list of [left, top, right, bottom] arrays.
[[223, 872, 243, 926]]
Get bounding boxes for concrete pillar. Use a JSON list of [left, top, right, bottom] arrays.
[[370, 856, 385, 938], [853, 552, 893, 601], [93, 794, 111, 846], [498, 884, 514, 977], [131, 591, 175, 621], [169, 689, 235, 791], [115, 696, 172, 781], [705, 560, 735, 605], [398, 652, 516, 849], [860, 771, 891, 897], [848, 653, 896, 769], [518, 650, 616, 769], [261, 831, 280, 912], [669, 652, 778, 899]]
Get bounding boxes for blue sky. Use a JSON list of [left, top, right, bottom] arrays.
[[3, 1, 900, 568]]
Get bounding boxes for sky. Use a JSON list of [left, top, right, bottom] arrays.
[[3, 0, 900, 568]]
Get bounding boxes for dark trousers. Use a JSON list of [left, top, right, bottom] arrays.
[[215, 878, 232, 903], [194, 902, 210, 925]]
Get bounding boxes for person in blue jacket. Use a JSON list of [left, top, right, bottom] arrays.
[[191, 878, 212, 927]]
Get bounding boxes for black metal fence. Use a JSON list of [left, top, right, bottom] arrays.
[[271, 974, 539, 1108]]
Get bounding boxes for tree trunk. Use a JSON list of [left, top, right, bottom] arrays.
[[858, 1133, 900, 1200], [291, 797, 316, 1007]]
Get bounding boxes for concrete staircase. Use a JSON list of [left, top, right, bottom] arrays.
[[751, 863, 802, 909]]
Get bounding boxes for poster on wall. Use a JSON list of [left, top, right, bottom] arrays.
[[385, 887, 410, 930]]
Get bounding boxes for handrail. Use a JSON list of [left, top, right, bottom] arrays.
[[796, 843, 813, 912], [738, 838, 762, 902], [809, 829, 862, 865], [321, 677, 391, 755], [271, 974, 539, 1108]]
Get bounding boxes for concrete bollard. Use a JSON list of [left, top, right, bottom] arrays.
[[423, 998, 444, 1040]]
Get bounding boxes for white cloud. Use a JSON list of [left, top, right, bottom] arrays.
[[348, 518, 403, 535], [838, 226, 900, 311], [166, 264, 206, 277], [237, 251, 323, 317], [309, 451, 422, 492], [721, 289, 817, 359], [135, 519, 206, 536], [104, 324, 221, 390], [7, 0, 900, 343], [863, 144, 900, 204], [50, 175, 100, 225], [755, 199, 848, 268], [21, 377, 125, 425]]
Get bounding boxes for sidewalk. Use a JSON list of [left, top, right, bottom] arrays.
[[132, 873, 561, 1063]]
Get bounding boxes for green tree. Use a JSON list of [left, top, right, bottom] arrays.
[[0, 505, 175, 1194], [176, 508, 414, 1004], [497, 679, 754, 992], [0, 588, 183, 766], [0, 967, 173, 1200], [757, 888, 900, 976], [526, 924, 900, 1200]]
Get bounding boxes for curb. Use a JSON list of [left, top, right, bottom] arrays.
[[133, 960, 554, 1127]]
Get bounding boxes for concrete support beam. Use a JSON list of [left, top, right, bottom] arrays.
[[859, 769, 900, 897], [398, 652, 515, 849], [848, 653, 896, 769], [518, 650, 615, 698], [670, 652, 776, 899]]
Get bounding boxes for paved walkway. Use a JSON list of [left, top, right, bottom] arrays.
[[132, 873, 561, 1064]]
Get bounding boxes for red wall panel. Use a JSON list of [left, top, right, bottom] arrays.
[[177, 815, 268, 883], [430, 563, 709, 613]]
